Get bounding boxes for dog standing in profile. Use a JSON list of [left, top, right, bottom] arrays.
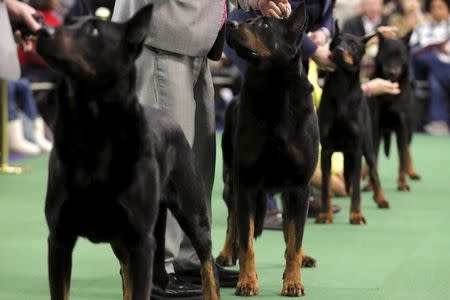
[[316, 25, 389, 226], [36, 5, 220, 300], [368, 33, 421, 191], [216, 3, 319, 296]]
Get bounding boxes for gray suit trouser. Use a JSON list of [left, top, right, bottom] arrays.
[[135, 45, 216, 273]]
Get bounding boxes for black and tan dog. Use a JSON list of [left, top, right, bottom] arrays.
[[36, 5, 220, 300], [368, 33, 421, 191], [215, 3, 319, 297], [316, 25, 389, 226]]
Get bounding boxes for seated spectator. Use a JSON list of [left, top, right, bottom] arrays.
[[342, 0, 389, 37], [389, 0, 426, 38], [410, 0, 450, 135], [8, 78, 53, 155]]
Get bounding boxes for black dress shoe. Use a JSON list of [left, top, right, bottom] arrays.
[[307, 194, 341, 218], [175, 262, 239, 288], [151, 273, 203, 300]]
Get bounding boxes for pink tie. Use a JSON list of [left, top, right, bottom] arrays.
[[221, 0, 228, 26]]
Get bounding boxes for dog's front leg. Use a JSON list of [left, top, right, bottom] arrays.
[[396, 123, 410, 191], [281, 187, 310, 297], [48, 233, 76, 300], [316, 149, 334, 224], [346, 152, 367, 225], [406, 146, 421, 180], [127, 238, 155, 300], [235, 187, 259, 296]]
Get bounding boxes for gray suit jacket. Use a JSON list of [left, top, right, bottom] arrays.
[[0, 0, 20, 80], [112, 0, 224, 57]]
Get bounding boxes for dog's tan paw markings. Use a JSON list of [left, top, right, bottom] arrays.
[[376, 200, 390, 209], [235, 279, 259, 296], [349, 213, 366, 225], [301, 255, 316, 268], [281, 281, 305, 297], [397, 182, 410, 191], [315, 212, 333, 224]]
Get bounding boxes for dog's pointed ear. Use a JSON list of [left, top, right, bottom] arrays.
[[287, 1, 308, 35], [125, 4, 153, 47]]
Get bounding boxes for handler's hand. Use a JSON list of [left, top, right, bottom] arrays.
[[363, 78, 401, 96], [258, 0, 292, 18]]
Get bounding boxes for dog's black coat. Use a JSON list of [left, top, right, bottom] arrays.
[[36, 5, 219, 300], [217, 3, 319, 296], [316, 26, 389, 225], [370, 33, 420, 191]]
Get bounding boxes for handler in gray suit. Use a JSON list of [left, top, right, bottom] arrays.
[[112, 1, 291, 298]]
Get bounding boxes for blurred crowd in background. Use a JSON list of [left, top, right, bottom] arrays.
[[6, 0, 450, 158]]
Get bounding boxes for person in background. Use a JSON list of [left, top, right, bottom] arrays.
[[8, 78, 52, 154], [389, 0, 426, 38], [410, 0, 450, 136], [342, 0, 388, 37], [112, 0, 291, 299]]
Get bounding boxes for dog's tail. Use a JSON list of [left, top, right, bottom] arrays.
[[343, 158, 352, 195], [254, 192, 267, 239], [383, 132, 391, 157]]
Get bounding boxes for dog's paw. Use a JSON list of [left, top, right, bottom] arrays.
[[376, 200, 390, 209], [408, 173, 421, 180], [315, 212, 333, 224], [301, 255, 316, 268], [397, 182, 410, 191], [374, 194, 390, 209], [349, 212, 366, 225], [235, 278, 259, 296], [281, 280, 305, 297], [216, 252, 237, 267]]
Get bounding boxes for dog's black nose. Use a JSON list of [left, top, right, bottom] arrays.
[[227, 21, 238, 29], [36, 26, 55, 38]]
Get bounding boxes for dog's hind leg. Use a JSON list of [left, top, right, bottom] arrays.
[[363, 135, 389, 209], [406, 146, 421, 180], [316, 149, 334, 224], [216, 166, 238, 267], [395, 123, 410, 191], [169, 157, 220, 300], [152, 206, 169, 289], [345, 152, 367, 225], [48, 233, 76, 300], [280, 186, 310, 296]]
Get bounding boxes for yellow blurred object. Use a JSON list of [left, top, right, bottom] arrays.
[[307, 61, 344, 175]]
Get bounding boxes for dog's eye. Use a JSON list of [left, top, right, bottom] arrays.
[[262, 23, 270, 29]]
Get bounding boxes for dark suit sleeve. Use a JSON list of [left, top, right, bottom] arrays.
[[301, 35, 318, 60], [321, 0, 335, 34]]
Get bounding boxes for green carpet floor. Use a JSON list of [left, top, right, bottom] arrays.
[[1, 133, 449, 300]]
